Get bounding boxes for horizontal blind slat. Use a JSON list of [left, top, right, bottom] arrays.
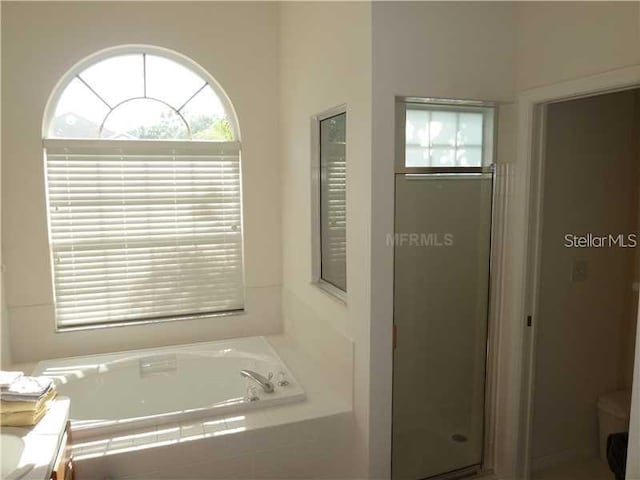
[[55, 278, 243, 297]]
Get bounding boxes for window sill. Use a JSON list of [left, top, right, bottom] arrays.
[[55, 309, 245, 333], [312, 280, 347, 305]]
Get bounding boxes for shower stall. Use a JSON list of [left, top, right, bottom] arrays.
[[392, 99, 496, 480]]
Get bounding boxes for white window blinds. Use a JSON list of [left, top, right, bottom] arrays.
[[44, 140, 244, 329], [319, 112, 346, 292]]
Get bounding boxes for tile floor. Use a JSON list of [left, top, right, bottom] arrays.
[[533, 456, 615, 480]]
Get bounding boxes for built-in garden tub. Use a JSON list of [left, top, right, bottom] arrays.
[[31, 336, 352, 479], [34, 336, 305, 440]]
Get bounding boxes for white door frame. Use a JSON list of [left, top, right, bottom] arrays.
[[508, 65, 640, 480]]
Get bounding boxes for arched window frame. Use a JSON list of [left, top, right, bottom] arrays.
[[42, 45, 245, 331], [43, 45, 240, 142]]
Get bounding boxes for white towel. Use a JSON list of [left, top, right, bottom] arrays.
[[1, 376, 54, 401], [0, 371, 23, 388]]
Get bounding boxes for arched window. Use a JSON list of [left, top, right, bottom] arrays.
[[47, 51, 236, 141], [43, 47, 244, 330]]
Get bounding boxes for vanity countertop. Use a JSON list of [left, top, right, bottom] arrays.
[[1, 397, 70, 480]]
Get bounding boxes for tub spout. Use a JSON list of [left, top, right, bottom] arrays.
[[240, 369, 275, 393]]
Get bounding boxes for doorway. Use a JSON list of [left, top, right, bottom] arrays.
[[526, 88, 640, 480]]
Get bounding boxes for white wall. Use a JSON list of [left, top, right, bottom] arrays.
[[1, 2, 282, 364], [1, 279, 8, 368], [628, 91, 640, 391], [515, 2, 640, 92], [532, 91, 638, 466], [0, 2, 9, 369], [370, 3, 515, 476], [628, 294, 640, 480], [278, 2, 371, 476]]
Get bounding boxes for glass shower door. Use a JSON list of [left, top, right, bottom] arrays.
[[392, 172, 493, 480]]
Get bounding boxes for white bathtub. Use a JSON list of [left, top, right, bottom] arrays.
[[33, 336, 305, 439]]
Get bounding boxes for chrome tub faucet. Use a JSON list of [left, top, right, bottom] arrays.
[[240, 369, 275, 393]]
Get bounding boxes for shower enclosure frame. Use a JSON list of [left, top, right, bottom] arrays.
[[510, 65, 640, 480], [391, 96, 506, 480]]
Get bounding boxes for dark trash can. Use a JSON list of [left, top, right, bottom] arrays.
[[607, 432, 628, 480]]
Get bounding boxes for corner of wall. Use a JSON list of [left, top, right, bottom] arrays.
[[281, 286, 353, 402], [277, 2, 372, 476], [627, 89, 640, 388]]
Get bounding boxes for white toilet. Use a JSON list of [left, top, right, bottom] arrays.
[[597, 389, 632, 463]]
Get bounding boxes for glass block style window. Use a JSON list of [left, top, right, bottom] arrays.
[[43, 48, 243, 330], [319, 111, 347, 293], [405, 105, 494, 168]]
